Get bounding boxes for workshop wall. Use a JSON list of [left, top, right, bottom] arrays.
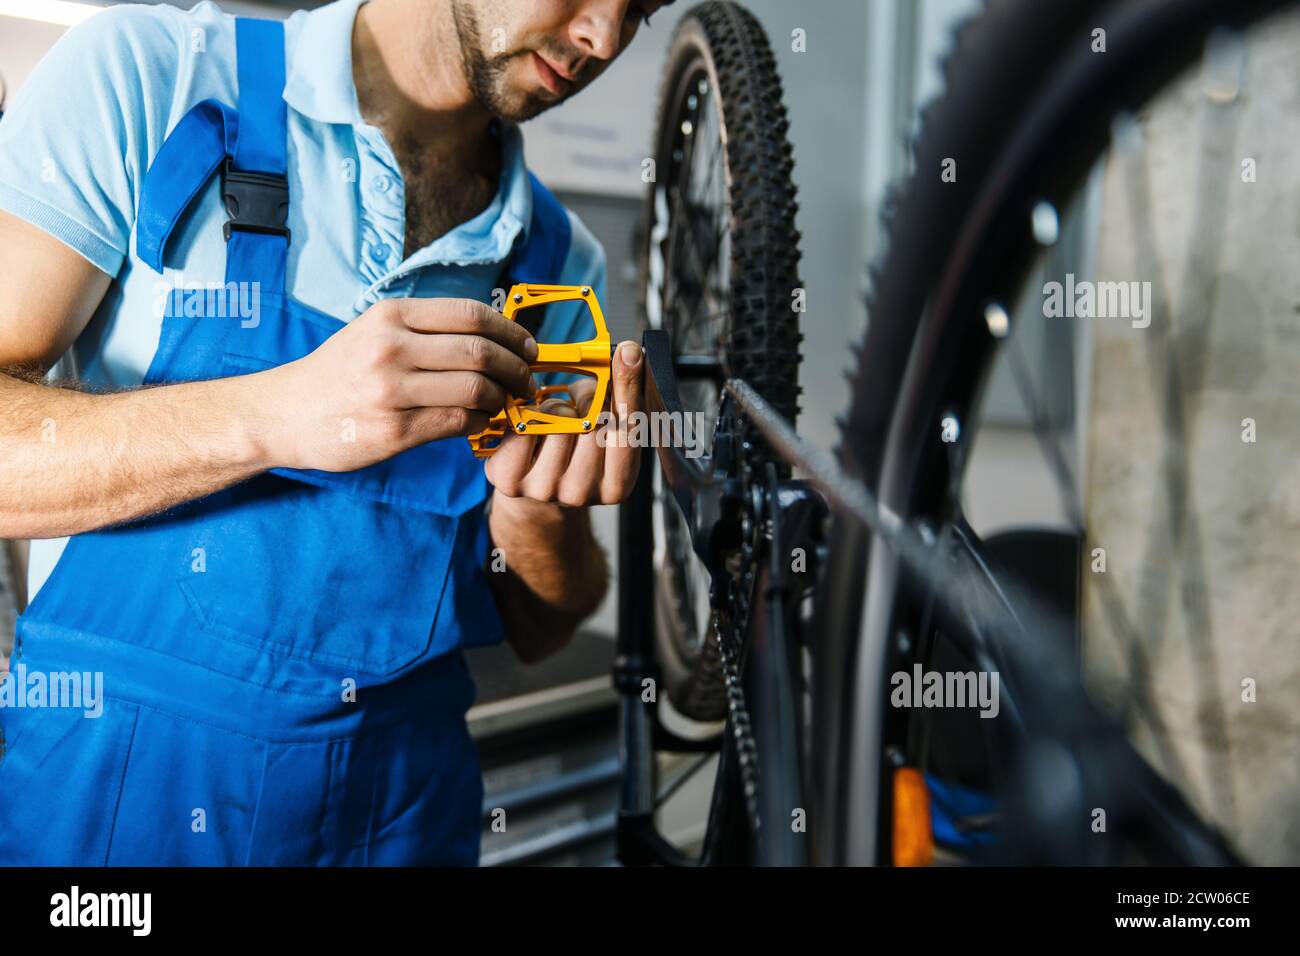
[[1082, 10, 1300, 865]]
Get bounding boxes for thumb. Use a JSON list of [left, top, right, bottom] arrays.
[[611, 340, 643, 425]]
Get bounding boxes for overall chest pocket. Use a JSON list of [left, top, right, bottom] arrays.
[[173, 352, 489, 679], [176, 474, 463, 677]]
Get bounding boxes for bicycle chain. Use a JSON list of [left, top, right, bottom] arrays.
[[713, 503, 762, 836], [714, 606, 760, 834]]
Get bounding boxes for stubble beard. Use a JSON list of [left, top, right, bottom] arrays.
[[450, 0, 560, 122]]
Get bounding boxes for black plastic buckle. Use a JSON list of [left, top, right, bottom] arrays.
[[220, 158, 290, 242]]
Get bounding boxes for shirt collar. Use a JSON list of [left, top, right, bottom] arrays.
[[283, 0, 369, 126]]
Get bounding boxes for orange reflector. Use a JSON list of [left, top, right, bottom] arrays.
[[892, 766, 934, 867]]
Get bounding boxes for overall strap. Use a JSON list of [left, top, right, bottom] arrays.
[[500, 173, 574, 336], [136, 99, 241, 273], [135, 18, 289, 294], [506, 173, 573, 283], [224, 17, 289, 293]]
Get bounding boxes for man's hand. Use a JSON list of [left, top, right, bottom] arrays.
[[483, 340, 643, 663], [0, 203, 542, 539], [484, 340, 644, 505], [261, 297, 538, 472]]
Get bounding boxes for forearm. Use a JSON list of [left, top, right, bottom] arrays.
[[486, 490, 610, 663], [0, 370, 272, 539]]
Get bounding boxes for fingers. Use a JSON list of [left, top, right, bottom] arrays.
[[518, 395, 579, 498], [485, 395, 583, 500], [405, 405, 492, 443], [483, 429, 537, 495], [393, 297, 539, 362], [484, 347, 645, 507], [601, 341, 643, 501], [565, 376, 599, 420], [523, 434, 578, 499], [405, 333, 535, 399], [609, 341, 644, 420], [558, 428, 603, 506], [485, 393, 574, 496], [541, 394, 580, 419], [397, 371, 507, 413], [552, 377, 604, 504]]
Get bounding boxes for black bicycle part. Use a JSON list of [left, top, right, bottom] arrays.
[[637, 0, 803, 727], [616, 332, 821, 865], [617, 0, 806, 866]]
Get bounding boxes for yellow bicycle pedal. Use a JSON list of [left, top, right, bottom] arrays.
[[466, 413, 508, 459], [468, 384, 577, 459], [466, 283, 612, 459]]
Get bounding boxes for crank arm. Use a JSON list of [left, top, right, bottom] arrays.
[[641, 328, 741, 579]]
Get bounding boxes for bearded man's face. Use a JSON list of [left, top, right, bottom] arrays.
[[449, 0, 665, 121]]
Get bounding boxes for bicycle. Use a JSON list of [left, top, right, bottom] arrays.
[[618, 0, 1298, 866]]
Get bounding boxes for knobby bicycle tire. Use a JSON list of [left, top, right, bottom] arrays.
[[638, 0, 803, 724], [625, 0, 806, 865]]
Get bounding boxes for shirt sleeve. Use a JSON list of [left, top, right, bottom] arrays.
[[0, 5, 186, 277]]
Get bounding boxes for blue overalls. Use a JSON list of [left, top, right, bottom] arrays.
[[0, 17, 571, 866]]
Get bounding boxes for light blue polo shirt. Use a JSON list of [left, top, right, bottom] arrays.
[[0, 0, 606, 601]]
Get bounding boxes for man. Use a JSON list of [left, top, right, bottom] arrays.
[[0, 0, 668, 865]]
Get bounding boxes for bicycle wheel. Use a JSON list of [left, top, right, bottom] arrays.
[[823, 0, 1298, 865], [626, 0, 804, 864], [637, 1, 802, 729]]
